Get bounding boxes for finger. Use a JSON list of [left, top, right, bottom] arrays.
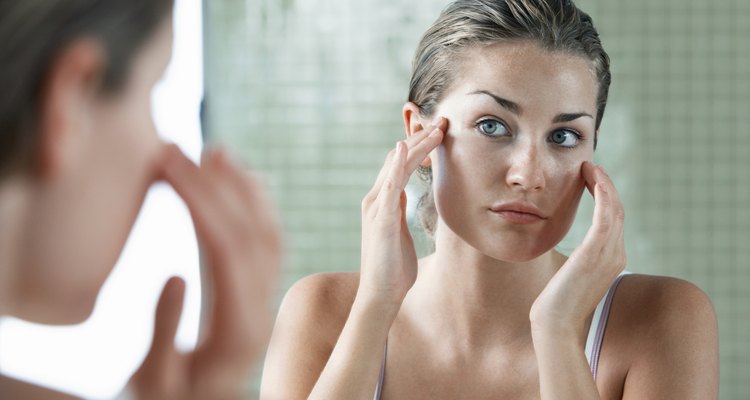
[[580, 161, 598, 196], [597, 166, 625, 226], [403, 116, 447, 149], [199, 151, 282, 321], [199, 147, 254, 214], [161, 145, 220, 227], [363, 148, 398, 210], [593, 165, 625, 237], [385, 117, 446, 194], [403, 125, 444, 175], [579, 181, 612, 255], [142, 277, 185, 367], [163, 147, 252, 256], [375, 141, 407, 218], [594, 166, 626, 267], [208, 147, 255, 200], [364, 118, 448, 210], [210, 148, 283, 241]]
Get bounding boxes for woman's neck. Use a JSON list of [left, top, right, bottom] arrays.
[[403, 222, 567, 348]]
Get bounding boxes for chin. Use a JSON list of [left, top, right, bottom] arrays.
[[443, 219, 565, 264], [482, 241, 552, 263]]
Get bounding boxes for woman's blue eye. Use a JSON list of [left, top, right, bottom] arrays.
[[549, 129, 580, 147], [477, 119, 509, 137]]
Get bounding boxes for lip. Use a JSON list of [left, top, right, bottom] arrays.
[[489, 201, 547, 224]]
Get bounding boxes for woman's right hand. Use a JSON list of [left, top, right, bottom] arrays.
[[357, 118, 447, 309]]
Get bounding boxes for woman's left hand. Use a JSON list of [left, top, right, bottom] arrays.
[[529, 161, 627, 337]]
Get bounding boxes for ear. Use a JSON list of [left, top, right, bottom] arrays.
[[36, 39, 105, 180], [402, 102, 433, 167]]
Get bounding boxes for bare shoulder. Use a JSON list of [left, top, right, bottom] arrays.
[[604, 274, 719, 399], [276, 271, 360, 346], [613, 274, 717, 337], [260, 272, 359, 399]]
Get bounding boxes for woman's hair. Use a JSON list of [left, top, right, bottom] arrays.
[[0, 0, 174, 179], [410, 0, 611, 238]]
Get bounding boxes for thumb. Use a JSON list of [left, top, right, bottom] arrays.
[[140, 277, 186, 371]]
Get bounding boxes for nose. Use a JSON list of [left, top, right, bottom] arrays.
[[505, 142, 546, 191]]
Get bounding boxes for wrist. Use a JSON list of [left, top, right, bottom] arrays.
[[530, 316, 584, 345], [351, 292, 402, 326]]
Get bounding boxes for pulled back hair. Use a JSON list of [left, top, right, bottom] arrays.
[[409, 0, 611, 238], [0, 0, 174, 179]]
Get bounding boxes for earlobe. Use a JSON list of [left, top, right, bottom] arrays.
[[36, 39, 105, 180]]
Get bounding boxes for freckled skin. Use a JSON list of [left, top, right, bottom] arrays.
[[429, 41, 599, 262]]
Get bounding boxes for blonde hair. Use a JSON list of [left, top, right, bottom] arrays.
[[410, 0, 611, 238]]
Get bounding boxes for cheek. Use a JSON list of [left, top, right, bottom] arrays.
[[545, 159, 587, 237], [433, 130, 498, 184], [432, 132, 494, 207]]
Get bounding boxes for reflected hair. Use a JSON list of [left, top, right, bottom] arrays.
[[409, 0, 611, 238], [0, 0, 174, 179]]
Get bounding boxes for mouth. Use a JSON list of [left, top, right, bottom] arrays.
[[489, 201, 547, 224]]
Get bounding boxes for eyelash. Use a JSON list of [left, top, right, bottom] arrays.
[[551, 129, 584, 149], [474, 118, 585, 149], [475, 118, 510, 137]]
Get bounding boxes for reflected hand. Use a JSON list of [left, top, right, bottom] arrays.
[[530, 162, 626, 336], [129, 145, 282, 400]]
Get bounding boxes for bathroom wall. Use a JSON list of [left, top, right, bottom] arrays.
[[204, 0, 750, 397]]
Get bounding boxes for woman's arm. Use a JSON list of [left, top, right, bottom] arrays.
[[534, 278, 719, 400], [530, 163, 719, 399], [261, 120, 447, 400], [531, 163, 624, 400]]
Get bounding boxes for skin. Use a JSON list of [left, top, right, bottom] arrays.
[[261, 41, 719, 399], [0, 14, 281, 400]]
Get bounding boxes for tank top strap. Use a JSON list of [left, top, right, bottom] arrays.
[[585, 271, 631, 381], [374, 338, 387, 400]]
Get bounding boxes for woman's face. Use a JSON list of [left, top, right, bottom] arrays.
[[429, 41, 599, 262], [12, 17, 173, 323]]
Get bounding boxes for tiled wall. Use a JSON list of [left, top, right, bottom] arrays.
[[204, 0, 750, 397]]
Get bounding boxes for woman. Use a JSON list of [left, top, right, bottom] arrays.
[[0, 1, 281, 398], [261, 0, 719, 398]]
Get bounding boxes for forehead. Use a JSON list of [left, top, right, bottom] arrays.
[[444, 40, 599, 116]]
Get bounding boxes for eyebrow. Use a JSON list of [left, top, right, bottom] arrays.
[[468, 90, 594, 124], [469, 90, 521, 115]]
